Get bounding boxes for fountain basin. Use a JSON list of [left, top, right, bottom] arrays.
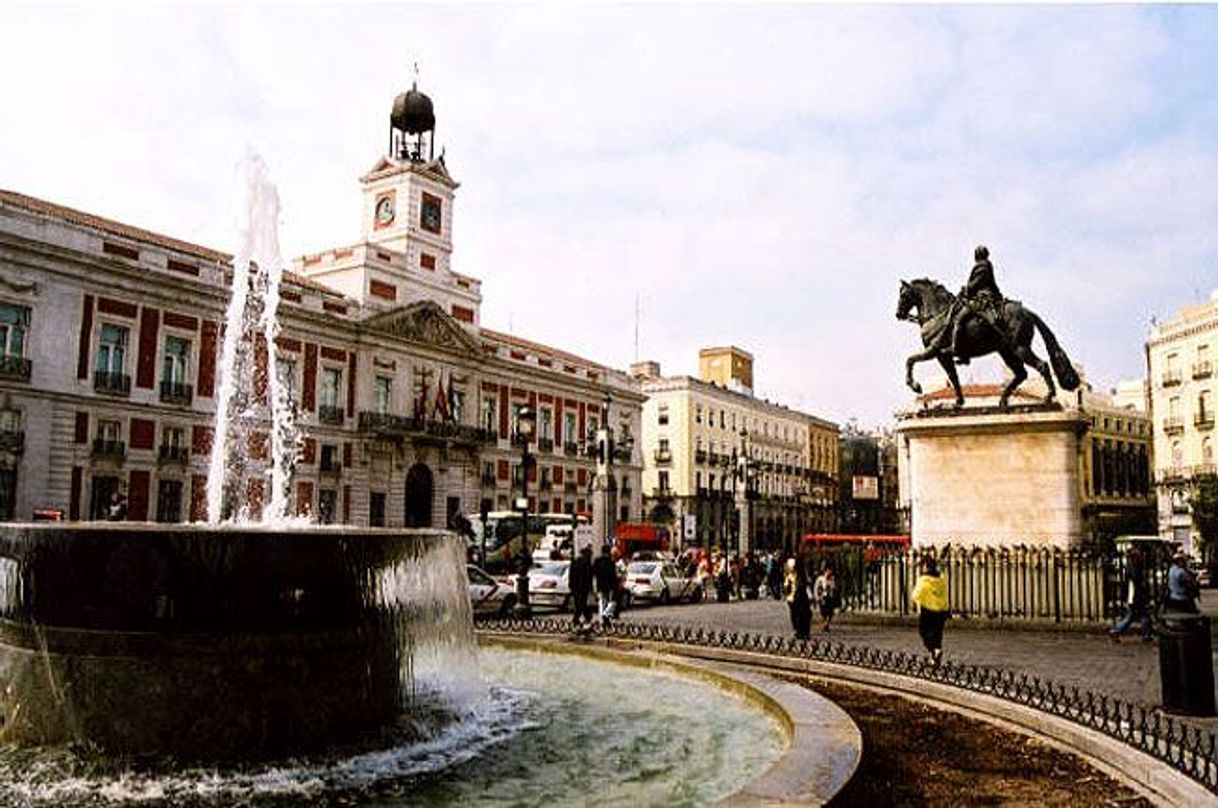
[[0, 523, 471, 761]]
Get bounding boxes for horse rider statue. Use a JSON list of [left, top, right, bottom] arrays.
[[950, 245, 1007, 364]]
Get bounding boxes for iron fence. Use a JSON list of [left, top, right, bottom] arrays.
[[799, 545, 1170, 624], [484, 618, 1218, 795]]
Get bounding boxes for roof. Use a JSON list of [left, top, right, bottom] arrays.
[[480, 327, 614, 375], [0, 188, 344, 299]]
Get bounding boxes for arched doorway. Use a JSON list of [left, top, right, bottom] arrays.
[[404, 463, 434, 528]]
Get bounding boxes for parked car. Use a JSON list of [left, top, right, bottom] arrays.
[[522, 560, 573, 610], [625, 560, 703, 605], [467, 564, 516, 618]]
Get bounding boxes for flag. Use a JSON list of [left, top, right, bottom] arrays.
[[434, 370, 450, 421]]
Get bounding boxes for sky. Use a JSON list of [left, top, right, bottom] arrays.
[[4, 3, 1218, 430]]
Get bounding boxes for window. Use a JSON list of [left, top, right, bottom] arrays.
[[658, 405, 669, 426], [1205, 438, 1214, 466], [156, 480, 183, 523], [1201, 390, 1213, 422], [374, 376, 392, 415], [539, 407, 553, 440], [0, 407, 19, 435], [450, 387, 465, 422], [370, 492, 386, 527], [483, 395, 498, 432], [276, 357, 298, 403], [161, 425, 186, 458], [98, 419, 121, 443], [318, 489, 338, 525], [162, 336, 190, 385], [695, 405, 702, 424], [321, 367, 342, 409], [658, 470, 669, 492], [320, 444, 340, 472], [587, 414, 599, 436], [0, 468, 14, 521], [0, 304, 29, 357], [96, 324, 128, 374], [719, 411, 725, 429], [1172, 440, 1183, 466], [564, 412, 577, 443]]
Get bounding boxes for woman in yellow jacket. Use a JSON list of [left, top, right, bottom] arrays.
[[911, 556, 949, 665]]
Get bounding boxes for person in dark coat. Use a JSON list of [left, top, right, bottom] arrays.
[[592, 544, 618, 624], [1110, 546, 1153, 642], [783, 557, 812, 640], [569, 545, 595, 628]]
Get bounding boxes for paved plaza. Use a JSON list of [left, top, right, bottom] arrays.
[[616, 597, 1218, 722]]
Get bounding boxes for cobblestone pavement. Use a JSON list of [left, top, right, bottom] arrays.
[[615, 596, 1218, 722]]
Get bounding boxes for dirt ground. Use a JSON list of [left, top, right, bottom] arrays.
[[804, 679, 1155, 807]]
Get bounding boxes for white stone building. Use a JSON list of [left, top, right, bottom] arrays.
[[0, 85, 642, 527]]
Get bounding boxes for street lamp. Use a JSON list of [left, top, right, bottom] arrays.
[[513, 404, 536, 618], [734, 428, 755, 556]]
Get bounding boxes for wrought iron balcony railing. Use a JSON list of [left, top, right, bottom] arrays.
[[1194, 362, 1213, 380], [0, 354, 31, 382], [159, 380, 193, 406], [1161, 370, 1183, 387], [1196, 414, 1215, 431], [91, 438, 126, 460], [93, 371, 130, 396], [1163, 416, 1185, 435], [0, 430, 24, 454], [538, 437, 554, 453], [653, 448, 672, 464], [158, 444, 189, 463], [318, 405, 345, 425], [695, 450, 707, 464], [564, 441, 580, 456]]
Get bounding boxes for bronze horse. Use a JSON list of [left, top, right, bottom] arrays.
[[896, 278, 1080, 408]]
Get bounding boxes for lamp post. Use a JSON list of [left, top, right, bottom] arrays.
[[734, 428, 754, 556], [513, 404, 536, 618]]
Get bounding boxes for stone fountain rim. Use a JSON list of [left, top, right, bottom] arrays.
[[478, 632, 861, 807]]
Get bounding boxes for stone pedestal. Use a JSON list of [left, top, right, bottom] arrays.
[[897, 405, 1087, 548]]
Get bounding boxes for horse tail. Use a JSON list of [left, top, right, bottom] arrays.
[[1031, 313, 1080, 391]]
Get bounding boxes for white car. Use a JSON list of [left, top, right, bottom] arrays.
[[524, 560, 573, 610], [467, 564, 516, 618], [626, 561, 703, 605]]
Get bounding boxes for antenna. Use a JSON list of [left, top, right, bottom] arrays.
[[633, 293, 640, 363]]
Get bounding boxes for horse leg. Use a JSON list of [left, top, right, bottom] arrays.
[[905, 346, 940, 395], [1013, 342, 1056, 404], [938, 354, 964, 407], [998, 349, 1028, 409]]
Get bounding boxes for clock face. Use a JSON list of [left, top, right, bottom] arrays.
[[420, 194, 442, 234], [375, 195, 395, 225]]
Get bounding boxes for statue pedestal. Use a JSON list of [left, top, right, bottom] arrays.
[[897, 405, 1088, 549]]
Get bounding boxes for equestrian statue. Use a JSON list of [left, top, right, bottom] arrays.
[[896, 245, 1080, 409]]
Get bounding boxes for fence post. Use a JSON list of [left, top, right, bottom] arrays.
[[1053, 549, 1062, 624]]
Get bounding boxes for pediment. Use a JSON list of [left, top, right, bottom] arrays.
[[362, 300, 481, 356]]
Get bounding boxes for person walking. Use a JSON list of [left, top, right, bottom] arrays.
[[813, 565, 839, 633], [783, 557, 811, 640], [593, 544, 618, 625], [1109, 546, 1153, 643], [912, 556, 950, 666], [569, 545, 595, 630], [1165, 550, 1201, 614]]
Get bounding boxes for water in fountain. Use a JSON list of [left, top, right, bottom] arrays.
[[206, 151, 299, 525]]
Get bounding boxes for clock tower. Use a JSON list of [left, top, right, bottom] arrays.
[[297, 83, 481, 324], [359, 82, 459, 270]]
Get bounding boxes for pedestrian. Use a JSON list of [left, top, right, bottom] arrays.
[[911, 556, 950, 666], [593, 544, 618, 625], [783, 557, 811, 640], [813, 565, 839, 632], [1109, 546, 1153, 643], [767, 552, 784, 600], [569, 545, 595, 630], [106, 490, 127, 521], [1165, 549, 1201, 614]]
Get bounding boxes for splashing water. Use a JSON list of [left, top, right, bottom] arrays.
[[206, 152, 301, 524]]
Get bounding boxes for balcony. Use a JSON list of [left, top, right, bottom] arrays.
[[564, 441, 580, 456], [653, 448, 672, 464], [695, 449, 707, 464], [91, 438, 126, 460], [613, 445, 632, 463], [157, 444, 189, 464], [318, 405, 345, 425], [564, 481, 578, 494], [93, 371, 130, 397], [538, 437, 554, 453], [319, 459, 343, 476], [0, 430, 24, 454], [0, 354, 31, 382], [1196, 413, 1216, 431], [357, 411, 496, 447], [159, 380, 194, 406], [1163, 416, 1185, 435], [708, 451, 719, 465], [696, 487, 708, 498], [539, 478, 553, 492], [1162, 370, 1183, 388], [481, 472, 497, 487], [1195, 362, 1213, 380]]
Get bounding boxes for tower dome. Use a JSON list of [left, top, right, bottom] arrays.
[[390, 84, 435, 135]]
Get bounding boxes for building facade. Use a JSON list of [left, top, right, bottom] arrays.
[[0, 86, 642, 527], [633, 350, 838, 555], [1147, 293, 1218, 550]]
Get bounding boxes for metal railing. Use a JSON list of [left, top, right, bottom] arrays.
[[159, 380, 193, 405], [484, 618, 1218, 796], [0, 354, 31, 382], [799, 545, 1165, 624], [91, 438, 126, 459], [93, 371, 130, 396], [158, 444, 189, 463], [357, 411, 496, 445], [318, 405, 345, 425]]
